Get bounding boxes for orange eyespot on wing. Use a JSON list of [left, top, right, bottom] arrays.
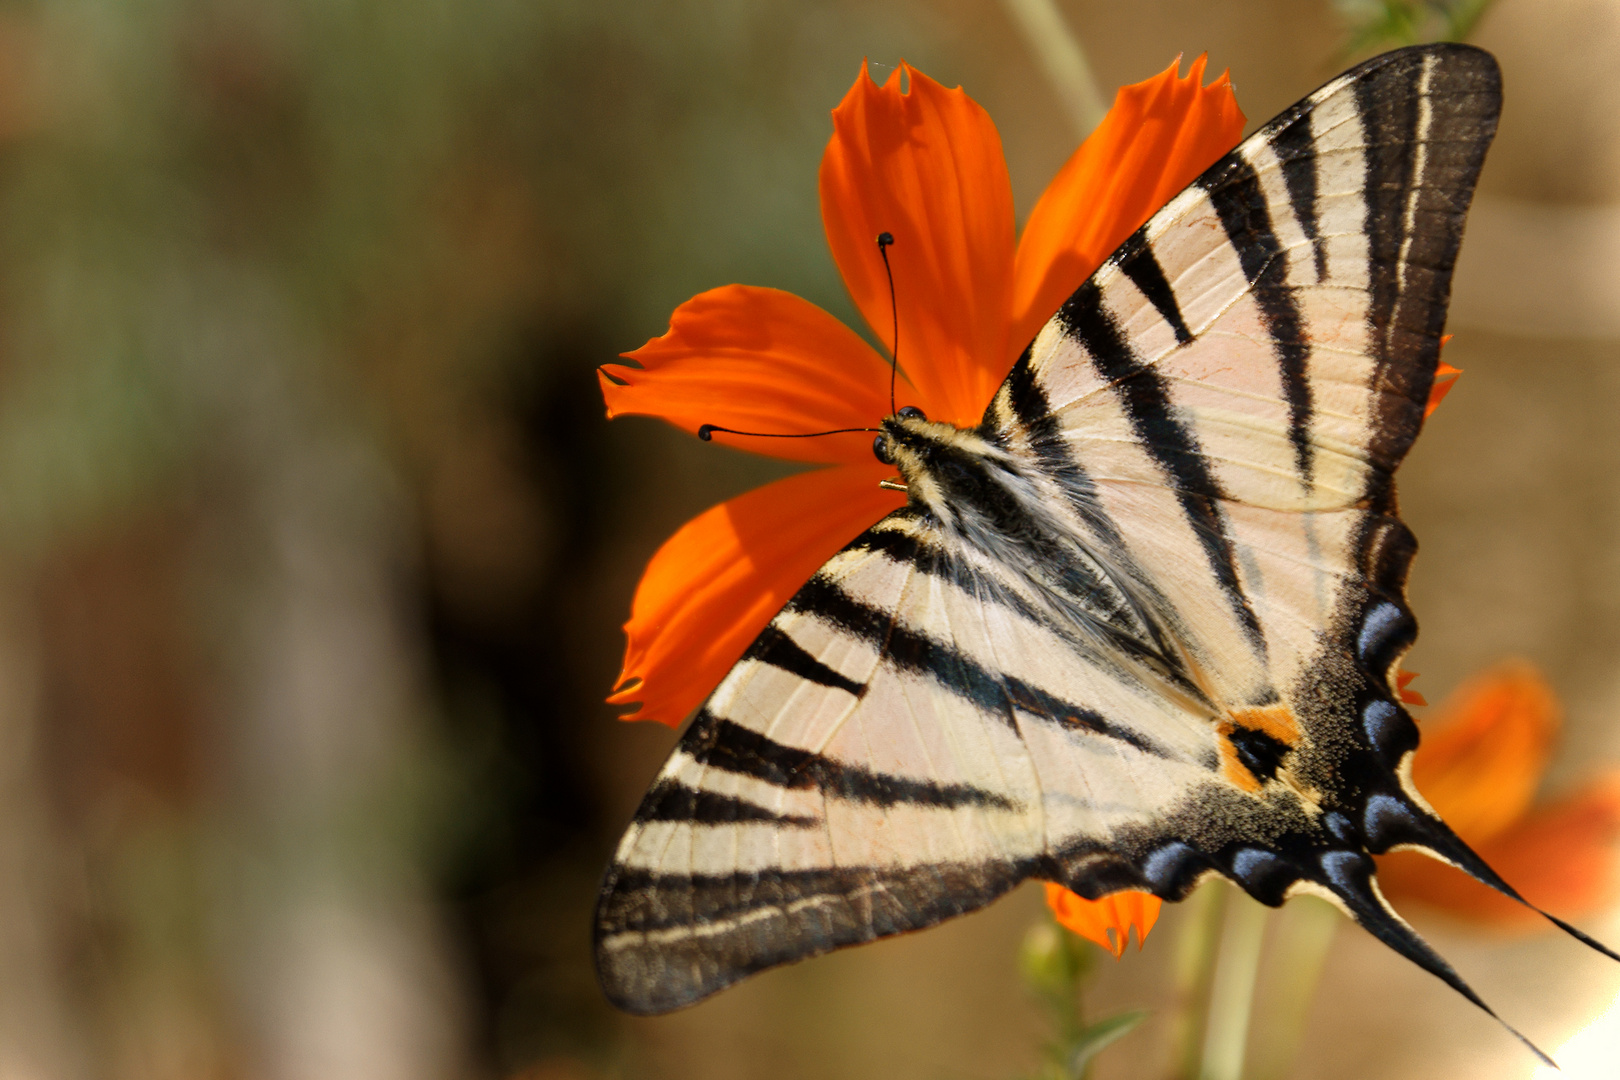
[[1217, 705, 1303, 792], [1229, 704, 1303, 745]]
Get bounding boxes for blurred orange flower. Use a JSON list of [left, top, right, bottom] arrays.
[[601, 57, 1246, 958], [1379, 662, 1620, 927]]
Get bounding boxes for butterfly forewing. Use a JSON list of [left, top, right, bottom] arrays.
[[597, 43, 1540, 1024]]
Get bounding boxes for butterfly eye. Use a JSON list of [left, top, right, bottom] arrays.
[[872, 435, 894, 465], [897, 405, 926, 421]]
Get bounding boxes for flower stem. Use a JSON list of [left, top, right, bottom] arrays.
[[1018, 915, 1148, 1080], [1167, 882, 1224, 1080], [996, 0, 1107, 139], [1197, 891, 1269, 1080], [1248, 896, 1340, 1080]]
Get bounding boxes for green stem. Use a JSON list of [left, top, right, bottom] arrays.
[[1249, 896, 1340, 1080], [996, 0, 1107, 139], [1167, 882, 1225, 1080], [1198, 892, 1269, 1080]]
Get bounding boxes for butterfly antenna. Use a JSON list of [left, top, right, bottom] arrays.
[[698, 424, 879, 441], [699, 236, 898, 446], [877, 231, 898, 416]]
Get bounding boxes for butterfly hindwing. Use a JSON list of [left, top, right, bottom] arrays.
[[596, 43, 1554, 1026]]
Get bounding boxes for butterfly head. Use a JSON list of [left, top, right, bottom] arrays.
[[870, 405, 928, 466], [874, 406, 1022, 529]]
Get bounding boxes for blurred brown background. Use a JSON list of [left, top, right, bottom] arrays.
[[0, 0, 1617, 1077]]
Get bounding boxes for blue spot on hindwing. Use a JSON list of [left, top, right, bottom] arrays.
[[1142, 842, 1199, 891], [1362, 699, 1398, 749], [1232, 847, 1280, 882], [1361, 697, 1417, 760], [1357, 601, 1411, 666], [1319, 849, 1371, 889], [1323, 812, 1356, 844]]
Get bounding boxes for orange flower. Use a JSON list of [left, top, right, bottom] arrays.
[[601, 56, 1244, 726], [1378, 662, 1620, 927], [1045, 883, 1160, 959], [600, 57, 1246, 955]]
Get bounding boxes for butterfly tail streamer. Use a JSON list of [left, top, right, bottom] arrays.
[[1369, 786, 1620, 965], [1309, 850, 1557, 1069]]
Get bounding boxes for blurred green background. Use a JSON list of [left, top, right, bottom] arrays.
[[1, 0, 1618, 1077]]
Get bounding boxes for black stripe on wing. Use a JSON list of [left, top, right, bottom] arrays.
[[893, 437, 1197, 688], [600, 860, 1031, 940], [788, 574, 1173, 756], [1358, 55, 1423, 497], [1354, 46, 1499, 489], [996, 355, 1136, 559], [1057, 280, 1266, 652], [846, 521, 1056, 630], [639, 779, 819, 828], [1195, 157, 1315, 485], [744, 624, 865, 697], [1121, 245, 1195, 346], [684, 710, 1017, 810], [1269, 114, 1327, 283], [988, 354, 1200, 682]]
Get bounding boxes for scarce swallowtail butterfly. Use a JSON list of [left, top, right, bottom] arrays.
[[595, 42, 1617, 1058]]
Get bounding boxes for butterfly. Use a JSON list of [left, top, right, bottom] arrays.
[[593, 42, 1614, 1059]]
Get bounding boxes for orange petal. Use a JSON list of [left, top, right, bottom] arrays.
[[1396, 669, 1427, 708], [1410, 661, 1559, 843], [1044, 882, 1161, 959], [819, 62, 1016, 427], [1010, 54, 1246, 353], [1379, 774, 1620, 928], [600, 285, 903, 466], [608, 463, 904, 726], [1426, 360, 1461, 419]]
